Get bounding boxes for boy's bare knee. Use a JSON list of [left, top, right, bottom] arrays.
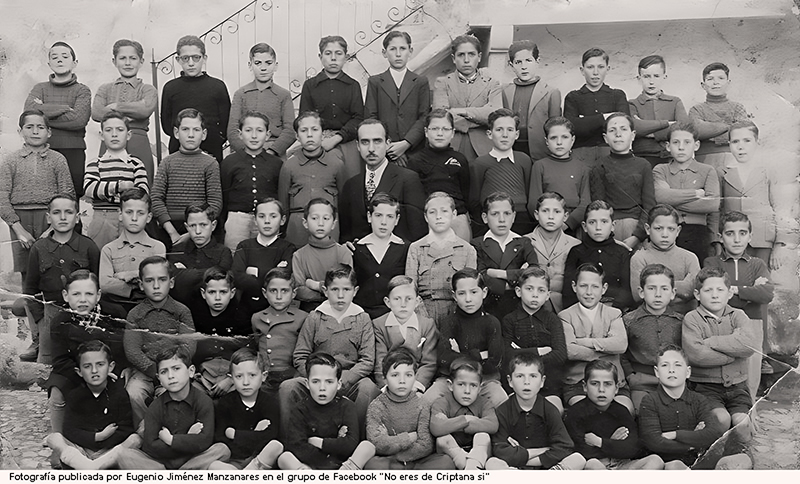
[[584, 458, 607, 470], [664, 460, 689, 470], [641, 454, 665, 469]]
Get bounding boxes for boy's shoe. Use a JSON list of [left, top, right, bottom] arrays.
[[19, 343, 38, 362], [761, 359, 774, 374], [339, 459, 362, 471], [549, 464, 566, 470]]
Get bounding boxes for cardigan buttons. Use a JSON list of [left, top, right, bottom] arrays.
[[266, 334, 272, 339]]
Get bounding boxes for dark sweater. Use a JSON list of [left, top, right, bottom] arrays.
[[563, 235, 634, 310], [406, 145, 471, 214], [63, 379, 134, 452], [437, 306, 504, 379], [501, 305, 567, 392], [231, 237, 295, 306], [472, 153, 532, 217], [214, 390, 280, 461], [703, 252, 773, 321], [589, 151, 655, 241], [352, 239, 409, 319], [169, 238, 233, 306], [564, 398, 642, 460], [221, 150, 282, 214], [160, 73, 231, 162], [285, 395, 360, 469], [563, 84, 629, 149]]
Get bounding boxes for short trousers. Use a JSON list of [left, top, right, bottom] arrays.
[[691, 381, 752, 415]]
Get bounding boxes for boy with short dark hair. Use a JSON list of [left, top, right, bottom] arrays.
[[292, 198, 353, 312], [638, 344, 726, 469], [278, 353, 376, 470], [123, 256, 195, 428], [117, 345, 230, 469], [92, 39, 157, 184], [528, 116, 590, 233], [299, 35, 364, 180], [231, 198, 295, 313], [251, 268, 308, 389], [630, 204, 701, 316], [221, 111, 283, 250], [472, 191, 538, 321], [365, 31, 430, 165], [502, 40, 562, 160], [98, 188, 166, 315], [25, 41, 92, 197], [501, 266, 567, 412], [471, 108, 534, 234], [227, 43, 295, 157], [590, 112, 655, 248], [84, 111, 149, 250], [430, 360, 497, 470], [46, 340, 141, 470], [563, 200, 634, 310], [704, 210, 774, 390], [373, 276, 439, 392], [365, 348, 455, 470], [560, 263, 632, 414], [280, 265, 379, 437], [486, 353, 585, 470], [25, 193, 100, 364], [653, 121, 721, 263], [621, 264, 683, 410], [565, 359, 664, 469], [152, 108, 223, 249], [628, 55, 690, 167], [563, 48, 629, 170], [424, 268, 507, 408], [353, 193, 409, 319], [682, 266, 757, 434], [161, 35, 231, 162], [208, 348, 284, 470], [168, 203, 233, 306]]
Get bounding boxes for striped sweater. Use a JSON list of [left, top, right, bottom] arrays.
[[84, 151, 149, 209], [151, 149, 222, 225], [471, 152, 531, 215]]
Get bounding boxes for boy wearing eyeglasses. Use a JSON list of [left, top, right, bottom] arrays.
[[160, 35, 231, 162]]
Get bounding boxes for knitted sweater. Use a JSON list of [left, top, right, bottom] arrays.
[[0, 146, 74, 225], [590, 151, 655, 241], [630, 240, 700, 315], [563, 235, 634, 310], [437, 307, 504, 379], [406, 144, 471, 214], [83, 152, 149, 209], [151, 149, 222, 225], [529, 154, 591, 230], [471, 152, 532, 216], [559, 302, 627, 386], [366, 391, 434, 462], [24, 74, 92, 149], [688, 94, 750, 150], [291, 237, 353, 303]]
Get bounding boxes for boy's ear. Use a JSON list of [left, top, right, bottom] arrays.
[[581, 220, 588, 232], [168, 277, 175, 289], [644, 223, 651, 235], [188, 364, 196, 378], [600, 282, 609, 296], [201, 128, 208, 141], [145, 211, 153, 224], [74, 365, 82, 377], [514, 285, 522, 298], [486, 129, 492, 140], [637, 286, 645, 300], [280, 215, 287, 226], [693, 140, 701, 151], [210, 220, 218, 231], [571, 280, 578, 292], [693, 288, 701, 301], [675, 224, 682, 236], [668, 287, 677, 302], [384, 296, 391, 308], [480, 286, 489, 299], [173, 126, 180, 138], [352, 285, 359, 297], [200, 287, 206, 297], [62, 289, 69, 302], [125, 130, 132, 141], [108, 360, 116, 374], [481, 212, 489, 225]]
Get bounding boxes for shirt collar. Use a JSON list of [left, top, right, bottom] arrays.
[[668, 158, 701, 175], [296, 149, 327, 166], [417, 229, 462, 247], [696, 304, 735, 323], [141, 295, 177, 312], [315, 300, 365, 322], [578, 302, 601, 319], [389, 67, 407, 87], [656, 384, 689, 405], [117, 230, 154, 249], [580, 83, 612, 94], [634, 304, 683, 320], [366, 159, 389, 182], [242, 79, 274, 92], [357, 233, 404, 245], [315, 71, 354, 85], [457, 70, 479, 84], [99, 150, 136, 162], [511, 392, 545, 418], [20, 144, 51, 158], [384, 311, 420, 331], [258, 306, 299, 323], [719, 249, 752, 262], [445, 390, 485, 415], [633, 91, 673, 104], [489, 148, 515, 163], [257, 233, 279, 247], [114, 77, 142, 88], [483, 230, 520, 251], [45, 231, 81, 252]]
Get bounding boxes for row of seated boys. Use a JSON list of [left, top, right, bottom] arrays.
[[44, 237, 760, 470]]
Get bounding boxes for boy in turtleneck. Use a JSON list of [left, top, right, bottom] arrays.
[[589, 112, 655, 250], [501, 40, 561, 161], [688, 62, 750, 177], [529, 116, 590, 235], [25, 41, 91, 198], [563, 200, 634, 311], [292, 198, 353, 312]]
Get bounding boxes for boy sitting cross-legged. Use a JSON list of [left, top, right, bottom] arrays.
[[278, 353, 376, 470], [560, 262, 632, 415], [292, 198, 353, 312], [365, 348, 456, 470], [424, 268, 507, 409], [429, 359, 498, 470], [501, 266, 567, 413], [621, 264, 683, 411], [564, 359, 664, 470], [123, 256, 195, 429], [279, 264, 380, 438], [208, 348, 284, 470], [472, 191, 539, 322], [682, 267, 757, 441], [373, 276, 439, 393], [486, 354, 585, 470], [638, 344, 727, 469], [46, 340, 141, 470], [117, 345, 230, 469], [630, 204, 701, 316]]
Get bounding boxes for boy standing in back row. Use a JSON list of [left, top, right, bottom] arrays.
[[161, 35, 231, 163]]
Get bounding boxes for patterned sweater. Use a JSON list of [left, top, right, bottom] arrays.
[[24, 74, 92, 149], [366, 391, 435, 462], [0, 146, 74, 224], [151, 149, 222, 225]]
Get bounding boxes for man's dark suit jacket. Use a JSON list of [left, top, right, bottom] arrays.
[[339, 161, 427, 243], [364, 69, 430, 150]]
